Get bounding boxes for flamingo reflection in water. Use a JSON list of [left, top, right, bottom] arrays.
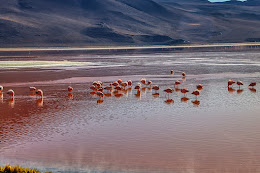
[[237, 89, 244, 94], [68, 93, 73, 100], [164, 99, 174, 105], [249, 88, 257, 93], [0, 92, 3, 103], [9, 98, 15, 108], [181, 97, 189, 103], [152, 93, 160, 98], [37, 98, 43, 107], [228, 87, 236, 94], [192, 100, 200, 107]]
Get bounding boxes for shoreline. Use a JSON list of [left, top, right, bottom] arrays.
[[0, 42, 260, 52]]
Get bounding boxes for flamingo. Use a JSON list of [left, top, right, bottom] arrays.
[[7, 89, 15, 97], [182, 72, 186, 77], [140, 78, 146, 85], [0, 85, 4, 92], [146, 81, 152, 87], [68, 86, 73, 92], [134, 83, 141, 91], [98, 87, 104, 92], [96, 91, 104, 99], [174, 80, 181, 88], [171, 70, 174, 75], [29, 87, 36, 92], [104, 83, 113, 91], [164, 88, 173, 99], [181, 88, 189, 96], [36, 89, 43, 98], [97, 81, 103, 86], [90, 85, 97, 91], [196, 84, 203, 90], [228, 79, 236, 87], [115, 86, 123, 90], [237, 81, 244, 89], [127, 80, 132, 86], [118, 79, 123, 84], [249, 82, 256, 88], [191, 89, 200, 99], [92, 81, 98, 86], [152, 85, 159, 93], [112, 81, 119, 87], [121, 82, 128, 89]]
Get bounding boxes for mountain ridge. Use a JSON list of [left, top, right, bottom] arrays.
[[0, 0, 260, 47]]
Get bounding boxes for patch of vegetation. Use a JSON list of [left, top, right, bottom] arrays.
[[0, 165, 51, 173]]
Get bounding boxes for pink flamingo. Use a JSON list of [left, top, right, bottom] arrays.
[[182, 72, 186, 77], [68, 86, 73, 92], [181, 88, 189, 96], [112, 81, 119, 87], [196, 84, 203, 90], [29, 87, 36, 92], [140, 78, 146, 85], [174, 80, 181, 88], [7, 89, 15, 97], [120, 82, 128, 89], [237, 81, 244, 89], [228, 79, 236, 87], [249, 82, 256, 88], [0, 85, 3, 92], [146, 81, 152, 87], [171, 70, 174, 75], [191, 89, 200, 100], [152, 85, 159, 93], [36, 89, 43, 98], [164, 88, 173, 99], [127, 80, 132, 87], [118, 79, 123, 84], [96, 91, 104, 99], [134, 83, 141, 91]]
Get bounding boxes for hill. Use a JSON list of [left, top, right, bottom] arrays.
[[0, 0, 260, 47]]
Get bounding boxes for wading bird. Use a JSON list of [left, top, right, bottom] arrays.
[[249, 82, 256, 88], [29, 87, 36, 92], [36, 89, 43, 98], [164, 88, 173, 99], [196, 84, 203, 90], [140, 78, 146, 85], [182, 72, 186, 77], [152, 85, 159, 93], [181, 88, 189, 96], [127, 80, 132, 86], [174, 80, 181, 88], [237, 81, 244, 89], [191, 89, 200, 99], [68, 86, 73, 92], [0, 85, 3, 92], [228, 79, 236, 87], [7, 89, 15, 97]]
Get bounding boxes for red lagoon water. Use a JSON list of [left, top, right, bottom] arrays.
[[0, 51, 260, 173]]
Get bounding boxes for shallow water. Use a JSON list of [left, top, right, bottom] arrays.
[[0, 51, 260, 173]]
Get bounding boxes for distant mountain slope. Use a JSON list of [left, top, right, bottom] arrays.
[[0, 0, 260, 47]]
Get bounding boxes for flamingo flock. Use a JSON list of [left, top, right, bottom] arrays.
[[0, 71, 257, 107]]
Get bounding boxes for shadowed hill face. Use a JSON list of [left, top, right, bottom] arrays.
[[0, 0, 260, 47]]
